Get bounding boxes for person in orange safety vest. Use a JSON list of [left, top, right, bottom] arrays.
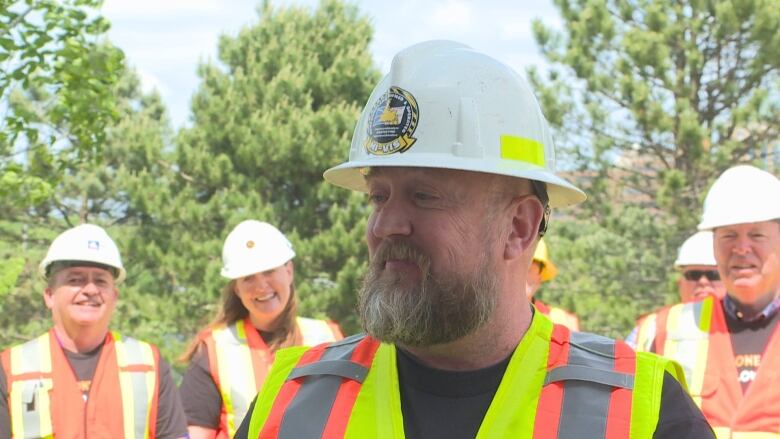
[[626, 230, 726, 350], [526, 238, 580, 331], [178, 220, 343, 439], [634, 165, 780, 437], [0, 224, 188, 439]]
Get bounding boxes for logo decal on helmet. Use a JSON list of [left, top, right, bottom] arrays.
[[88, 240, 100, 250], [365, 86, 419, 155]]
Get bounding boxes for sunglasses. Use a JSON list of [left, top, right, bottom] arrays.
[[683, 270, 720, 281]]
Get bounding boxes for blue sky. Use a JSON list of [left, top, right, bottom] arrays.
[[102, 0, 563, 129]]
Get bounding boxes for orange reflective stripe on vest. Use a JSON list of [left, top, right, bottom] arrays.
[[206, 317, 343, 438], [259, 336, 379, 438], [0, 330, 160, 439], [654, 297, 780, 436], [256, 327, 650, 439], [535, 326, 636, 439]]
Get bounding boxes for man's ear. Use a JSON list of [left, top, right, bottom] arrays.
[[43, 287, 55, 310], [504, 195, 544, 261]]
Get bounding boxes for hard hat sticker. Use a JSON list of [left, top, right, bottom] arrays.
[[88, 240, 100, 250], [365, 86, 419, 155]]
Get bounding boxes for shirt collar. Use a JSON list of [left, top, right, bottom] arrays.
[[723, 293, 780, 322]]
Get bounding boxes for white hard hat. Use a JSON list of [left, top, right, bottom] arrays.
[[221, 220, 295, 280], [674, 231, 716, 268], [698, 165, 780, 230], [39, 224, 126, 283], [323, 40, 586, 208]]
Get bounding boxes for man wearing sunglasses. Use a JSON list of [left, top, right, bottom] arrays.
[[635, 165, 780, 437], [675, 231, 726, 302], [627, 230, 726, 351]]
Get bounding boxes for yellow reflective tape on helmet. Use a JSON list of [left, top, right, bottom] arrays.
[[500, 135, 546, 167]]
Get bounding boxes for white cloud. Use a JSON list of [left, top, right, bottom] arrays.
[[135, 69, 169, 97], [101, 0, 564, 128], [431, 0, 473, 30]]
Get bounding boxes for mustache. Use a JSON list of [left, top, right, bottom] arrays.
[[371, 240, 431, 270]]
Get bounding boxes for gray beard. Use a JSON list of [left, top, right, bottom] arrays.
[[358, 240, 497, 347]]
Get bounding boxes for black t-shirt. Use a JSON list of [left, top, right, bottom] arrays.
[[234, 346, 714, 438], [0, 337, 187, 439], [724, 305, 780, 393], [178, 342, 223, 428]]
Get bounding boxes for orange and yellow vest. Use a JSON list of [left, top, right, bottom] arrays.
[[202, 317, 343, 439], [0, 329, 160, 439], [639, 295, 780, 438], [534, 300, 580, 331], [245, 312, 684, 438]]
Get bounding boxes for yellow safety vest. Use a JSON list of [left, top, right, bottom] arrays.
[[1, 330, 159, 439], [205, 317, 342, 437], [246, 312, 685, 438]]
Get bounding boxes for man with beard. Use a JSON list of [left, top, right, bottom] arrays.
[[235, 41, 713, 438], [0, 224, 187, 438], [634, 165, 780, 436]]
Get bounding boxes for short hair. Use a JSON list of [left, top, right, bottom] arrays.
[[46, 261, 119, 287]]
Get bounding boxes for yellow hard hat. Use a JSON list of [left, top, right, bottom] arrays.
[[533, 238, 557, 282]]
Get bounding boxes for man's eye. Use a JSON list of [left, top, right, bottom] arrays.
[[414, 192, 436, 201], [368, 193, 387, 204]]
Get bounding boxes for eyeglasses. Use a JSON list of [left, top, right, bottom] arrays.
[[683, 270, 720, 281]]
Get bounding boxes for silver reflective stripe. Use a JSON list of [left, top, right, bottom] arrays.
[[544, 364, 633, 389], [555, 332, 621, 439], [225, 323, 255, 427], [120, 337, 152, 439], [287, 360, 369, 382], [278, 334, 366, 439], [18, 339, 41, 374], [18, 336, 44, 438], [20, 381, 42, 438]]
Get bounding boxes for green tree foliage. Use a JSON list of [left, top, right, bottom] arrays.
[[0, 0, 377, 367], [0, 1, 123, 333], [530, 0, 779, 336], [129, 0, 379, 348], [1, 0, 123, 206], [0, 63, 174, 348]]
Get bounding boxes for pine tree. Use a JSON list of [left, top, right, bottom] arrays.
[[528, 0, 779, 336]]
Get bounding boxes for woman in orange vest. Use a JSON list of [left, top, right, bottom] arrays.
[[178, 220, 343, 439]]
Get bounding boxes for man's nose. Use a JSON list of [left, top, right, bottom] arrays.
[[732, 236, 753, 255], [81, 281, 101, 294], [369, 197, 413, 239]]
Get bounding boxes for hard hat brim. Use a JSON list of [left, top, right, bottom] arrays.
[[698, 215, 780, 231], [324, 155, 586, 208], [539, 261, 557, 282]]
